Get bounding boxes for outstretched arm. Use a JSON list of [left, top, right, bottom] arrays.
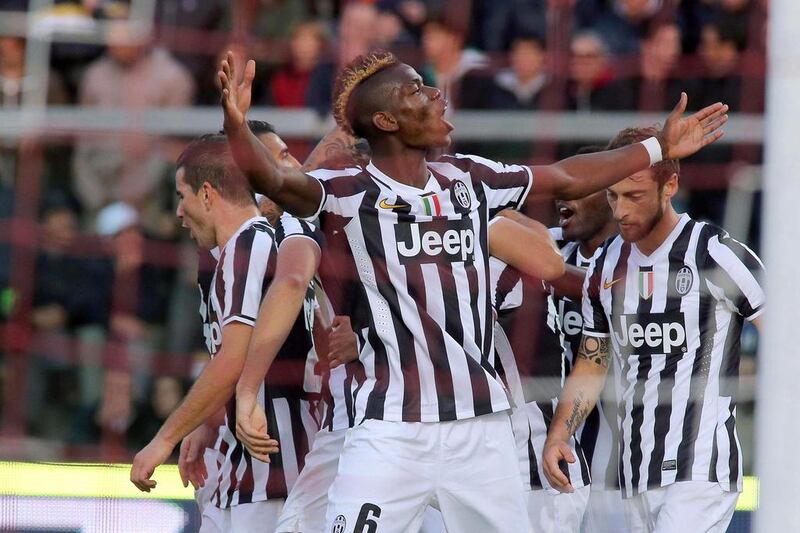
[[219, 52, 322, 217], [489, 210, 565, 281], [529, 94, 729, 201], [542, 334, 611, 493]]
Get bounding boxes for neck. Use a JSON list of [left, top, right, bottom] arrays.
[[635, 205, 680, 256], [580, 219, 618, 257], [213, 205, 260, 250], [369, 142, 430, 189]]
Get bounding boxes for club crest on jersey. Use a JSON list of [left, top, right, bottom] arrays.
[[332, 515, 346, 533], [450, 180, 472, 212], [675, 266, 693, 296], [639, 268, 655, 300]]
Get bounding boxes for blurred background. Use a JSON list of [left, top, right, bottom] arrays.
[[0, 0, 766, 531]]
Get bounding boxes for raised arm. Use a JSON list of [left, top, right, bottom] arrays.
[[529, 94, 728, 201], [489, 210, 565, 281], [542, 334, 611, 493], [219, 52, 322, 217]]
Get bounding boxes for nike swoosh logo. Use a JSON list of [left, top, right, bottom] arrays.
[[603, 278, 622, 290], [379, 198, 408, 210]]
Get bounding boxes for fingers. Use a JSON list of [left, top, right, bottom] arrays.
[[692, 101, 726, 123], [702, 129, 725, 147], [669, 91, 688, 118], [542, 442, 575, 493], [330, 315, 351, 330], [130, 462, 157, 493], [243, 59, 256, 88], [703, 113, 728, 136]]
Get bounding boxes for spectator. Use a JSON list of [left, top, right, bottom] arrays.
[[567, 31, 634, 111], [0, 36, 70, 106], [375, 5, 417, 48], [306, 2, 380, 115], [127, 375, 187, 455], [72, 9, 195, 224], [252, 0, 311, 41], [473, 0, 547, 52], [480, 34, 552, 110], [268, 21, 328, 107], [692, 18, 756, 112], [589, 0, 665, 56], [628, 22, 685, 111], [420, 14, 488, 109]]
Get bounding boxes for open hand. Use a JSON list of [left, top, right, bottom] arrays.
[[219, 50, 256, 131], [660, 93, 729, 160], [235, 393, 279, 463], [178, 425, 214, 489]]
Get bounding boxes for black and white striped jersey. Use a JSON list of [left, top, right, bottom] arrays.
[[308, 154, 533, 423], [582, 214, 765, 498], [490, 256, 591, 492], [197, 215, 323, 508], [549, 228, 621, 491]]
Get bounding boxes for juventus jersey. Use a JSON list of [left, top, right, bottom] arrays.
[[490, 256, 591, 492], [308, 154, 533, 423], [197, 215, 323, 508], [582, 214, 765, 498], [549, 228, 621, 491]]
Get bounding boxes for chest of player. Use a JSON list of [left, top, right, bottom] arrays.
[[601, 260, 702, 358], [365, 180, 485, 267]]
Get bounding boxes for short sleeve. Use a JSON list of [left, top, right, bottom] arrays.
[[704, 232, 766, 320], [304, 168, 364, 221], [218, 227, 275, 327], [440, 154, 533, 216], [581, 254, 610, 337], [275, 212, 325, 250]]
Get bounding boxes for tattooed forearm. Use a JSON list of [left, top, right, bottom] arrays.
[[577, 335, 610, 368], [303, 128, 371, 171], [564, 389, 589, 435]]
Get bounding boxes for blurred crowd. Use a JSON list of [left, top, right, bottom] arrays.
[[0, 0, 765, 461]]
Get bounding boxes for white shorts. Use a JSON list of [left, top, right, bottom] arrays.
[[622, 481, 738, 533], [199, 499, 284, 533], [581, 488, 628, 533], [325, 411, 530, 533], [526, 486, 590, 533], [275, 428, 345, 532]]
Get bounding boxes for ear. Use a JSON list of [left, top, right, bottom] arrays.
[[373, 111, 399, 133], [200, 181, 214, 209], [663, 173, 679, 199]]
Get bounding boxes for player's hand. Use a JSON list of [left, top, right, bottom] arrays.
[[659, 93, 728, 160], [178, 425, 214, 489], [235, 392, 279, 463], [218, 50, 255, 131], [542, 437, 576, 493], [130, 437, 174, 492], [328, 315, 359, 368]]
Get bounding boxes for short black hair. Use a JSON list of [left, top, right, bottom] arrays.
[[176, 135, 255, 207], [216, 120, 276, 136], [575, 145, 605, 156]]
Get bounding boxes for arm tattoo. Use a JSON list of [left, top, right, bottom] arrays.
[[303, 130, 371, 171], [577, 335, 610, 368], [565, 390, 589, 435]]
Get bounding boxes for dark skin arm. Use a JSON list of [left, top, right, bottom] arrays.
[[549, 264, 589, 301], [542, 334, 611, 493], [219, 52, 322, 217], [528, 94, 728, 201]]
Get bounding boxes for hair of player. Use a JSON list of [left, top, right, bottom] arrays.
[[332, 50, 399, 136], [176, 135, 255, 207], [575, 144, 606, 156], [217, 120, 276, 137], [606, 127, 679, 186]]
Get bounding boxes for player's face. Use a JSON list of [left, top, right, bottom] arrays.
[[606, 170, 665, 243], [556, 190, 613, 242], [390, 64, 454, 149], [257, 132, 301, 170], [175, 168, 215, 249]]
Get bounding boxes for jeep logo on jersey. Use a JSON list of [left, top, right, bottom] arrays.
[[451, 181, 472, 210], [675, 266, 693, 295], [395, 218, 475, 265], [611, 313, 688, 355], [557, 299, 584, 338]]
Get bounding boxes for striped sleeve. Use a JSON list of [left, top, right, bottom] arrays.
[[704, 230, 766, 320], [275, 212, 325, 250], [305, 167, 364, 220], [218, 228, 275, 327], [581, 249, 610, 337], [442, 153, 533, 214]]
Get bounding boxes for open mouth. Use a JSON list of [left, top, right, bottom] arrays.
[[440, 100, 454, 132], [558, 205, 575, 227]]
